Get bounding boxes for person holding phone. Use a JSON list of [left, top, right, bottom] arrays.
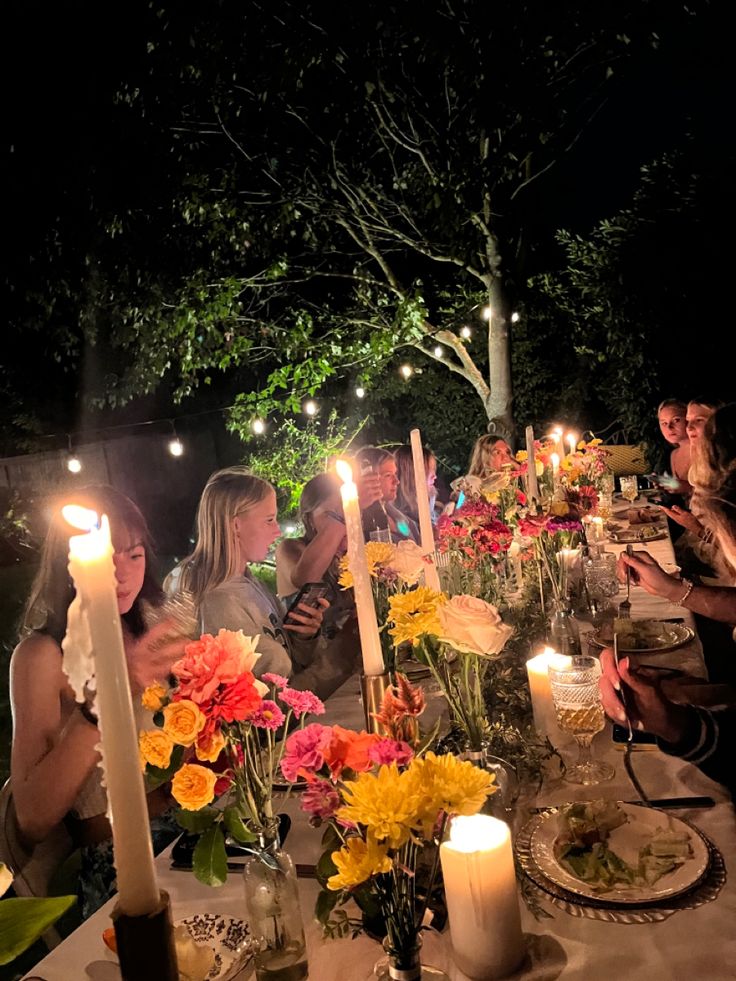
[[355, 447, 420, 542], [176, 467, 330, 690]]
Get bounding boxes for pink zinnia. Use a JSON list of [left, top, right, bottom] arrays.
[[300, 778, 341, 821], [279, 687, 325, 719], [368, 738, 414, 767], [280, 723, 331, 783], [250, 699, 285, 730], [262, 672, 289, 689]]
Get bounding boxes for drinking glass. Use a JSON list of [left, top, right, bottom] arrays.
[[548, 655, 615, 785], [583, 552, 619, 612], [619, 475, 639, 504]]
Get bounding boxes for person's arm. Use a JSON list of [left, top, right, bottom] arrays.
[[10, 634, 102, 843], [277, 519, 345, 591], [618, 550, 736, 623], [658, 504, 706, 537]]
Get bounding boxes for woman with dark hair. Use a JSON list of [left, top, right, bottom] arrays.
[[10, 485, 191, 916], [354, 447, 420, 542]]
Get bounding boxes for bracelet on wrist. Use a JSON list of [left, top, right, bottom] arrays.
[[79, 702, 99, 726], [676, 578, 695, 607]]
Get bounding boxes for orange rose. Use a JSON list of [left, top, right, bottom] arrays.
[[324, 725, 381, 779], [171, 764, 218, 811], [195, 728, 226, 763], [163, 699, 206, 747], [141, 682, 167, 712], [139, 729, 174, 771]]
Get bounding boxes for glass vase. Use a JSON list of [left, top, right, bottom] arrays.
[[243, 821, 309, 981], [548, 597, 582, 657], [460, 746, 519, 820], [374, 935, 449, 981]]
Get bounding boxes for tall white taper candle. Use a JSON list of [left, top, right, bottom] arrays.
[[409, 428, 441, 592], [525, 425, 540, 502], [336, 461, 385, 675]]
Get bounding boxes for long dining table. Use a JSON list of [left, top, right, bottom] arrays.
[[23, 508, 736, 980]]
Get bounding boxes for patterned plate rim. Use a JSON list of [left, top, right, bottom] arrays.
[[588, 623, 694, 654]]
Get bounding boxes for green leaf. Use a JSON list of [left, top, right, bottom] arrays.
[[175, 806, 219, 833], [315, 886, 342, 925], [193, 824, 228, 887], [316, 846, 339, 887], [0, 896, 76, 965], [223, 806, 257, 843], [144, 743, 185, 789]]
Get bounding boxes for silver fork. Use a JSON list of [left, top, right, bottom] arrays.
[[614, 633, 651, 806], [618, 543, 633, 618]]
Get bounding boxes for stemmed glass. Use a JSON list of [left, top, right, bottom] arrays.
[[619, 475, 639, 504], [548, 655, 615, 785]]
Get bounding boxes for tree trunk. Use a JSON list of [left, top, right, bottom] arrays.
[[485, 280, 514, 439]]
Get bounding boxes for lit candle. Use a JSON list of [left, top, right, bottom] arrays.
[[526, 647, 568, 741], [336, 461, 385, 675], [584, 515, 605, 546], [525, 425, 539, 501], [566, 432, 577, 458], [440, 814, 525, 980], [409, 429, 441, 592], [552, 426, 564, 459], [550, 452, 560, 492], [507, 540, 523, 591], [61, 507, 160, 916]]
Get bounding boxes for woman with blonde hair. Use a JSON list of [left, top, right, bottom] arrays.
[[467, 434, 515, 479], [177, 466, 327, 683]]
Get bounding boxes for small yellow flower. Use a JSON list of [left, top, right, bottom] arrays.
[[141, 682, 167, 712], [139, 728, 174, 771], [515, 450, 528, 462], [337, 764, 419, 848], [339, 542, 396, 590], [327, 836, 392, 891], [387, 587, 445, 647], [171, 763, 218, 811], [195, 728, 226, 762], [163, 699, 206, 747], [405, 752, 495, 838]]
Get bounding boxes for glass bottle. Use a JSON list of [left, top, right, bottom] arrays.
[[548, 597, 582, 657], [243, 820, 308, 981]]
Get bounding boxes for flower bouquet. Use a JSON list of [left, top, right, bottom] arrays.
[[435, 497, 513, 603], [281, 719, 495, 978], [138, 628, 325, 886]]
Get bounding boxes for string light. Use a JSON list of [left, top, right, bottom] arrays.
[[355, 386, 365, 399], [511, 312, 520, 324], [66, 435, 82, 473], [303, 400, 318, 416], [400, 364, 413, 379], [433, 345, 444, 358], [480, 306, 493, 322], [252, 419, 266, 435], [168, 438, 184, 457], [460, 326, 472, 339]]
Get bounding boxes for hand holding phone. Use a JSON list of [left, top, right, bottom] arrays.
[[285, 582, 330, 623]]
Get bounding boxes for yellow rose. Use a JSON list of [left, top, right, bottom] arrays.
[[141, 682, 167, 712], [139, 729, 174, 771], [437, 594, 513, 657], [163, 699, 206, 747], [195, 728, 226, 762], [171, 764, 218, 811]]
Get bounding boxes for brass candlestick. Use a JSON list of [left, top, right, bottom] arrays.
[[360, 671, 392, 733], [112, 889, 178, 981]]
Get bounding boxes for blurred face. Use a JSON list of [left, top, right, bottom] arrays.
[[233, 488, 281, 564], [378, 458, 399, 503], [686, 403, 714, 443], [426, 457, 437, 490], [658, 406, 687, 445], [484, 440, 514, 471], [111, 529, 146, 615], [311, 492, 348, 552]]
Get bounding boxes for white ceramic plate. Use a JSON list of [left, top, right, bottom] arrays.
[[530, 803, 709, 904], [608, 525, 667, 544], [589, 621, 694, 653]]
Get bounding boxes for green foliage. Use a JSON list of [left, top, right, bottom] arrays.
[[175, 806, 219, 834], [192, 823, 228, 887], [0, 895, 76, 965], [236, 410, 368, 518]]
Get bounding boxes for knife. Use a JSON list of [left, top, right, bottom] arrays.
[[530, 796, 715, 812]]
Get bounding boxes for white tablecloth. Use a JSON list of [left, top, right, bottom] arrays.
[[24, 520, 736, 981]]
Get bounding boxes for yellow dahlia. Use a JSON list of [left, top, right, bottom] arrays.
[[336, 763, 418, 848], [387, 587, 445, 647], [327, 835, 392, 891], [405, 752, 495, 839]]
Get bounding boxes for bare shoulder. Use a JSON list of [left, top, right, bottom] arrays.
[[11, 632, 62, 673], [276, 538, 305, 562]]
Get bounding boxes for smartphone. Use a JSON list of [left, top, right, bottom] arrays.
[[285, 581, 330, 622], [648, 473, 680, 492], [611, 724, 657, 746]]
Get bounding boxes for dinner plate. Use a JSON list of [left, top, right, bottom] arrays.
[[607, 524, 666, 544], [529, 803, 709, 904], [589, 621, 694, 653]]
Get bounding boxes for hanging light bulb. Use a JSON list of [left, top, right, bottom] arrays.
[[460, 326, 472, 339], [168, 438, 184, 457], [511, 311, 520, 324], [480, 306, 493, 322], [66, 435, 82, 473], [252, 418, 266, 435], [433, 345, 444, 358], [304, 400, 318, 416], [355, 386, 365, 399], [400, 364, 413, 379]]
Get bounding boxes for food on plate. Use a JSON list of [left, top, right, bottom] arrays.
[[609, 618, 679, 650], [626, 506, 662, 525], [554, 800, 692, 891]]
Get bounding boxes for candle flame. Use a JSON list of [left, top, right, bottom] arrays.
[[550, 452, 560, 470], [335, 459, 354, 484], [449, 814, 507, 852], [62, 505, 100, 532]]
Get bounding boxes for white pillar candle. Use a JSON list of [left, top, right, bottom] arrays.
[[524, 425, 539, 502], [409, 428, 442, 592], [336, 461, 385, 675], [525, 647, 568, 742], [62, 507, 160, 917], [507, 540, 523, 591], [440, 814, 525, 980]]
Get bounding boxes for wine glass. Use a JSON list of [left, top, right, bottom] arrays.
[[548, 655, 615, 785], [619, 475, 639, 504]]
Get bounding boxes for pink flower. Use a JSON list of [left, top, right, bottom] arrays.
[[367, 738, 414, 767], [280, 723, 332, 782], [279, 687, 325, 719], [262, 672, 289, 689], [300, 778, 341, 821], [173, 630, 262, 704], [249, 699, 285, 731]]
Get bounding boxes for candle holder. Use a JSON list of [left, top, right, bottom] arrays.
[[360, 671, 392, 733], [112, 889, 178, 981]]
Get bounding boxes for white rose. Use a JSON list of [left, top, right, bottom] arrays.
[[437, 594, 513, 657], [389, 540, 431, 585]]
